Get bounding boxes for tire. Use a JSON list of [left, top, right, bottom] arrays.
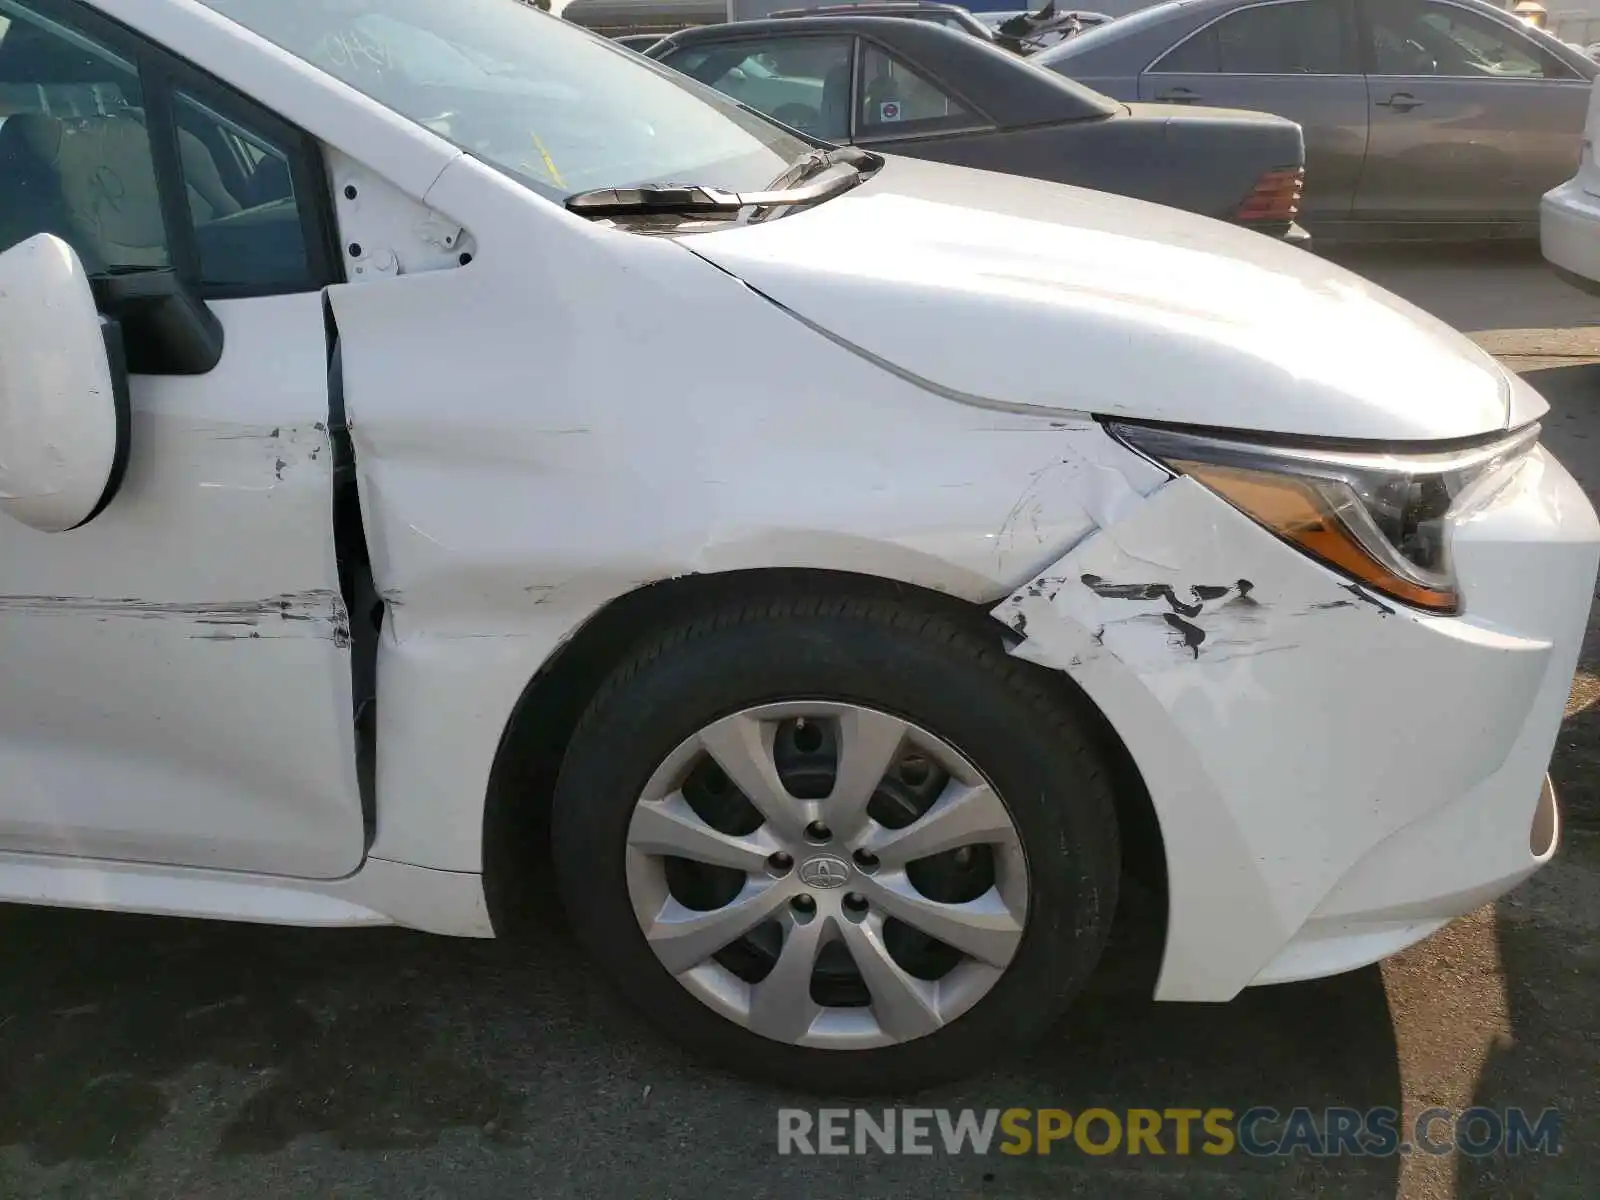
[[550, 588, 1120, 1094]]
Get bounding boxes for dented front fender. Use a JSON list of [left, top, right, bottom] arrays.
[[993, 476, 1553, 1001]]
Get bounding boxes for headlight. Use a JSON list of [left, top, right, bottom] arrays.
[[1106, 421, 1542, 614]]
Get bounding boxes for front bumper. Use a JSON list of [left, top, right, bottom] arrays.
[[1541, 178, 1600, 292], [994, 444, 1598, 1001]]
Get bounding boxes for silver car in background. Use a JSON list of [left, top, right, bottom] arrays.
[[1037, 0, 1599, 241]]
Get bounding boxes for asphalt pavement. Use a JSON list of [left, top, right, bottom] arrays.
[[2, 246, 1598, 1200]]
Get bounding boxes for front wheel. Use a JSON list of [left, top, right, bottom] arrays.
[[551, 590, 1120, 1093]]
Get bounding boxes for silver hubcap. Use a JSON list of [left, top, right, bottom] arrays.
[[624, 702, 1029, 1050]]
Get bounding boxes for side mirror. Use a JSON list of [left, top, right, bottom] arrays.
[[91, 270, 224, 378], [0, 234, 131, 533]]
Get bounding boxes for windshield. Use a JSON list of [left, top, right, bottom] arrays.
[[195, 0, 812, 202]]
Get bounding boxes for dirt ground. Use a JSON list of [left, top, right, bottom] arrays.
[[1, 247, 1598, 1200]]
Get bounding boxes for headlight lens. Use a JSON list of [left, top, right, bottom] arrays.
[[1106, 421, 1543, 614]]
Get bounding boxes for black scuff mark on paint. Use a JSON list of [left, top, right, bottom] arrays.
[[1162, 612, 1206, 659], [0, 591, 339, 619], [1081, 573, 1239, 620], [274, 457, 287, 481], [1224, 579, 1261, 608], [0, 591, 347, 643], [1010, 610, 1028, 636], [1021, 575, 1071, 602], [1343, 584, 1395, 616], [1307, 600, 1357, 612]]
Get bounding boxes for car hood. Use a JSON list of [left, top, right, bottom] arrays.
[[679, 156, 1537, 441]]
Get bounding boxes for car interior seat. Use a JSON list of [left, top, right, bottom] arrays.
[[1, 111, 244, 266], [0, 113, 106, 268], [0, 17, 241, 271]]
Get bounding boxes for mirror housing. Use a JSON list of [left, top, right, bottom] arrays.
[[0, 234, 131, 533], [91, 270, 223, 377]]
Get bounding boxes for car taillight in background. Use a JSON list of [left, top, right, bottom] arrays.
[[1235, 167, 1305, 228]]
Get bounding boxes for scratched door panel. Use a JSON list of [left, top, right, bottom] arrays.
[[0, 293, 366, 879]]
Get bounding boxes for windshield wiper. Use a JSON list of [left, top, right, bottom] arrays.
[[766, 144, 882, 190], [566, 149, 879, 220]]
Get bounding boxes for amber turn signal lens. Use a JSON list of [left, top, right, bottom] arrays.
[[1236, 167, 1305, 225], [1171, 460, 1459, 613]]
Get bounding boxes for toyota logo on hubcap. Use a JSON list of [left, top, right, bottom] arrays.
[[798, 854, 851, 889]]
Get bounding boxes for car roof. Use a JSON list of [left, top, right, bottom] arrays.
[[1031, 0, 1224, 71], [768, 2, 996, 38], [771, 2, 972, 12], [1035, 0, 1600, 76], [653, 15, 1122, 125]]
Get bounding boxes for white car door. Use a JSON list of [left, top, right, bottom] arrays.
[[0, 0, 366, 879]]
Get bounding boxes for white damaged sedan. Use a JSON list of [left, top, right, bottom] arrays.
[[0, 0, 1594, 1092]]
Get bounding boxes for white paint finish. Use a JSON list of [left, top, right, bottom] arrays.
[[5, 0, 1584, 999], [1505, 361, 1554, 428], [998, 450, 1599, 1001], [0, 293, 366, 879], [0, 850, 493, 936], [0, 235, 121, 533], [332, 154, 1168, 869], [1541, 178, 1600, 287], [685, 156, 1515, 441], [1542, 78, 1600, 285], [325, 148, 476, 281], [1250, 919, 1455, 987], [92, 0, 461, 201]]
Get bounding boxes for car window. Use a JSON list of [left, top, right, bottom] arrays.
[[0, 4, 166, 274], [857, 43, 977, 137], [199, 0, 812, 202], [1153, 1, 1351, 74], [0, 0, 319, 294], [1368, 1, 1570, 78], [658, 35, 855, 141], [172, 92, 310, 291]]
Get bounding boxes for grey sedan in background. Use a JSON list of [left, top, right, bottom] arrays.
[[647, 16, 1311, 239], [1037, 0, 1599, 241]]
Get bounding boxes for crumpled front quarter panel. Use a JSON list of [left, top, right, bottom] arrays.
[[324, 157, 1173, 872], [994, 476, 1556, 999]]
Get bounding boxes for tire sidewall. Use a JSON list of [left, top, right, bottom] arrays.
[[552, 604, 1120, 1093]]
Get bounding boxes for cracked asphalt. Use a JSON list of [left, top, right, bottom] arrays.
[[2, 246, 1599, 1200]]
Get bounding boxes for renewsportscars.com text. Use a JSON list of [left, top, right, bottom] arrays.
[[776, 1106, 1562, 1158]]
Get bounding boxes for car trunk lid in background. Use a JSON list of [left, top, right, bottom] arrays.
[[1124, 101, 1305, 231], [683, 155, 1524, 442]]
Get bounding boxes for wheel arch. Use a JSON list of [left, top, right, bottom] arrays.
[[479, 566, 1168, 955]]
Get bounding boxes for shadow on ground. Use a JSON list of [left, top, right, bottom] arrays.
[[0, 881, 1405, 1197]]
